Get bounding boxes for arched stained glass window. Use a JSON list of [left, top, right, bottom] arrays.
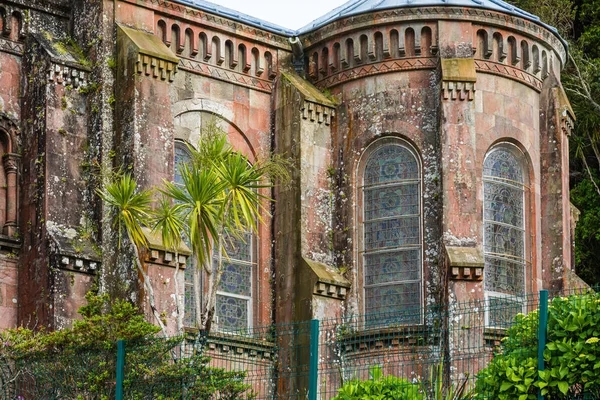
[[483, 145, 527, 328], [362, 142, 422, 323]]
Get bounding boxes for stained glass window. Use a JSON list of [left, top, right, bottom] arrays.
[[483, 146, 527, 327], [362, 142, 422, 324]]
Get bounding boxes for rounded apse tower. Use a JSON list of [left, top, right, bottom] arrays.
[[274, 0, 575, 327]]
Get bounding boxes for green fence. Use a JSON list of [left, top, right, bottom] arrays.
[[2, 288, 598, 399]]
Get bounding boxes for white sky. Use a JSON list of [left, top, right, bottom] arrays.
[[210, 0, 349, 30]]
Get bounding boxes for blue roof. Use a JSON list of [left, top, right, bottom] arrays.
[[172, 0, 566, 50], [172, 0, 296, 36]]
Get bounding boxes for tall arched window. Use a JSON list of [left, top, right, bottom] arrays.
[[174, 140, 255, 331], [483, 145, 527, 327], [361, 140, 422, 323]]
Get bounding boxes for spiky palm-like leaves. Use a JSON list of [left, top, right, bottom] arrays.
[[97, 174, 168, 336], [158, 124, 286, 332]]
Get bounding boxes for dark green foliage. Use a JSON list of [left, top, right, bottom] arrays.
[[508, 0, 600, 288], [474, 292, 600, 399], [332, 366, 424, 400], [0, 294, 254, 399], [571, 176, 600, 285]]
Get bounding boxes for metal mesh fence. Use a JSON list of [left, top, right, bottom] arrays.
[[2, 288, 598, 399]]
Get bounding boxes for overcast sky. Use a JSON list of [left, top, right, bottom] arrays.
[[211, 0, 349, 30]]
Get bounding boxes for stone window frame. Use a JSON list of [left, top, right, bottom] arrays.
[[482, 142, 532, 328], [173, 139, 257, 332], [355, 136, 424, 326]]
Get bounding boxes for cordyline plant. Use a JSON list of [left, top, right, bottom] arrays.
[[159, 122, 289, 333], [98, 121, 289, 335]]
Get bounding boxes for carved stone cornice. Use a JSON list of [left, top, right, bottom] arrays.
[[118, 24, 180, 83], [47, 63, 89, 88], [442, 81, 476, 101], [315, 57, 437, 89], [146, 248, 188, 268], [56, 255, 99, 274], [301, 6, 566, 65], [0, 37, 24, 56], [136, 53, 178, 82], [301, 101, 336, 126], [121, 0, 291, 50], [475, 59, 542, 92], [178, 59, 273, 93]]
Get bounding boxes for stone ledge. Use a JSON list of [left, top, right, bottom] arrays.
[[301, 100, 336, 125], [142, 227, 190, 268], [302, 257, 350, 300], [183, 330, 275, 361], [118, 24, 179, 82], [441, 58, 476, 101], [446, 246, 484, 281], [338, 325, 439, 354]]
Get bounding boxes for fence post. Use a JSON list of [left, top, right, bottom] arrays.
[[309, 319, 319, 400], [537, 290, 549, 400], [116, 340, 125, 400]]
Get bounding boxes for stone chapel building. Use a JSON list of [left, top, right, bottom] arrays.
[[0, 0, 582, 345]]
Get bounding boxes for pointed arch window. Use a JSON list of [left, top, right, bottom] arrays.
[[361, 140, 422, 323], [483, 145, 527, 327]]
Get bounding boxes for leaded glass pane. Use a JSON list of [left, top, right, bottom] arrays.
[[174, 143, 190, 185], [483, 149, 524, 184], [222, 231, 252, 262], [484, 183, 523, 227], [364, 145, 418, 186], [364, 250, 420, 286], [218, 261, 252, 297], [484, 256, 525, 296], [216, 295, 249, 331], [487, 296, 524, 328], [364, 216, 420, 251], [365, 283, 421, 323], [484, 223, 524, 259], [364, 184, 419, 220]]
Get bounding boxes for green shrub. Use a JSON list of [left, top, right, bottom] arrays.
[[332, 366, 424, 400], [0, 293, 254, 400], [474, 292, 600, 399]]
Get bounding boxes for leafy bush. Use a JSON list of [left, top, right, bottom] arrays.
[[0, 293, 254, 399], [474, 292, 600, 399], [332, 366, 424, 400]]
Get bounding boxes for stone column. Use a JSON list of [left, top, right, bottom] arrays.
[[3, 153, 19, 237]]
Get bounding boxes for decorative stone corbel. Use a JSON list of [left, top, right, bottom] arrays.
[[142, 227, 191, 268], [301, 257, 350, 300], [301, 100, 336, 126], [117, 24, 179, 83], [446, 246, 484, 281], [441, 58, 477, 101], [555, 85, 575, 136]]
